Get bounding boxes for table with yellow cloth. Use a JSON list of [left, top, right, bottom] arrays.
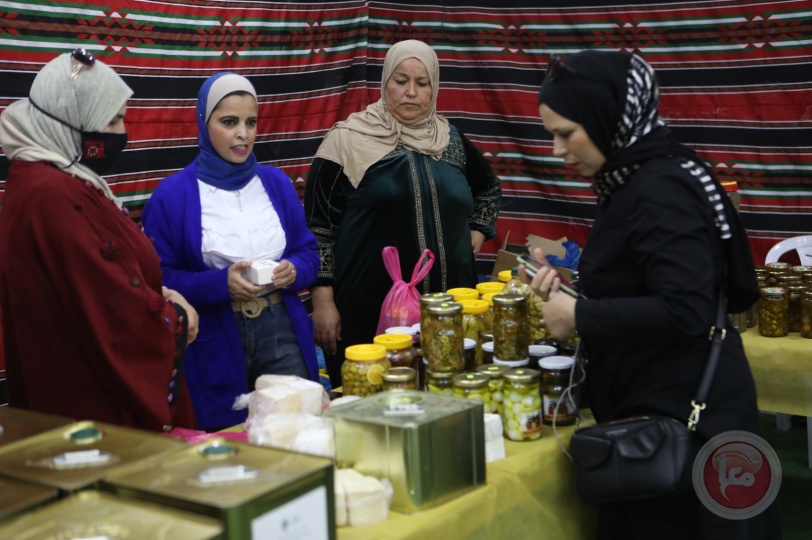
[[337, 424, 598, 540], [741, 328, 812, 466]]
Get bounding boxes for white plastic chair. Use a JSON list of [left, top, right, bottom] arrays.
[[764, 234, 812, 265], [764, 234, 812, 467]]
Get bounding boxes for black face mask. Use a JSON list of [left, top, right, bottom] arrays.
[[79, 131, 128, 175]]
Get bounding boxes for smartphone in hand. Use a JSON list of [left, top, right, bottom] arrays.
[[516, 253, 581, 298]]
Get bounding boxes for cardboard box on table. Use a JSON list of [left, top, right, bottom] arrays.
[[489, 234, 580, 283]]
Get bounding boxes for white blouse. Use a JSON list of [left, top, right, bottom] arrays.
[[199, 175, 286, 271]]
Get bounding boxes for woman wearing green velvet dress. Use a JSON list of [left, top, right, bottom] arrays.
[[304, 39, 501, 385]]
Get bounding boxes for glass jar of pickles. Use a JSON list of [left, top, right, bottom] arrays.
[[424, 302, 464, 372], [759, 287, 789, 337], [452, 372, 491, 411], [502, 368, 542, 441], [793, 265, 812, 285], [539, 356, 576, 426], [373, 333, 418, 371], [341, 344, 391, 396], [459, 299, 489, 367], [382, 367, 418, 391], [476, 364, 509, 415], [765, 262, 791, 286], [492, 293, 529, 361], [419, 292, 454, 363], [786, 284, 805, 333], [426, 370, 456, 396], [801, 290, 812, 339]]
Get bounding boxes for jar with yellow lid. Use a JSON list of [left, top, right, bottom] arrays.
[[452, 372, 491, 411], [459, 299, 489, 366], [373, 333, 419, 371], [342, 344, 391, 396], [497, 269, 513, 283], [492, 293, 530, 361], [759, 287, 789, 337], [419, 292, 454, 364], [476, 364, 509, 415], [424, 302, 464, 372], [446, 287, 479, 302], [786, 284, 805, 332], [502, 368, 542, 441], [476, 281, 505, 297], [382, 367, 418, 391], [800, 290, 812, 339], [426, 370, 456, 396]]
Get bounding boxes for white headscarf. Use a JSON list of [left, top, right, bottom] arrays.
[[315, 39, 450, 187], [0, 51, 133, 206]]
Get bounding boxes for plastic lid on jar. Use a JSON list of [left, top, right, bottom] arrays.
[[463, 338, 476, 350], [476, 281, 506, 296], [446, 287, 479, 301], [385, 325, 418, 336], [482, 341, 495, 353], [344, 344, 387, 362], [538, 355, 575, 371], [480, 292, 497, 306], [528, 344, 557, 359], [411, 322, 421, 333], [452, 372, 489, 389], [419, 292, 454, 306], [459, 299, 489, 314], [493, 357, 529, 368], [497, 269, 513, 283], [374, 333, 414, 350]]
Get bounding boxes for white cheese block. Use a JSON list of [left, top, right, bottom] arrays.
[[253, 374, 326, 415], [484, 413, 503, 441], [249, 384, 301, 417], [485, 437, 506, 463], [247, 413, 335, 458], [247, 260, 279, 285], [334, 469, 389, 527], [291, 424, 335, 459]]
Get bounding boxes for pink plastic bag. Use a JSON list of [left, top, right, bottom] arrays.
[[376, 247, 434, 335]]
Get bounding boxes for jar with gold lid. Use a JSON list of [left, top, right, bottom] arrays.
[[342, 344, 391, 396], [793, 265, 812, 285], [424, 302, 464, 372], [419, 293, 454, 364], [382, 367, 418, 391], [759, 287, 789, 337], [373, 333, 418, 371], [452, 372, 492, 411], [476, 364, 509, 415], [786, 284, 806, 332], [501, 368, 542, 441], [800, 290, 812, 339], [492, 293, 530, 361], [426, 370, 456, 396], [765, 262, 791, 286]]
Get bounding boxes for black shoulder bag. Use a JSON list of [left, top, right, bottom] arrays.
[[567, 290, 727, 505]]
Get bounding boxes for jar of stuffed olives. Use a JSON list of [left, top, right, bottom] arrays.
[[502, 368, 543, 441], [492, 293, 530, 361], [425, 302, 464, 372], [419, 293, 454, 363], [373, 333, 418, 371], [342, 344, 391, 397], [459, 299, 489, 367], [452, 372, 491, 411], [426, 370, 456, 396], [476, 364, 509, 415], [759, 287, 789, 337], [801, 290, 812, 339], [382, 367, 418, 391]]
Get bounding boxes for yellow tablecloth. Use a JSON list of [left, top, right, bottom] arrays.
[[742, 328, 812, 417], [337, 424, 598, 540]]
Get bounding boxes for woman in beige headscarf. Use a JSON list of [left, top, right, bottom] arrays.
[[304, 39, 501, 385]]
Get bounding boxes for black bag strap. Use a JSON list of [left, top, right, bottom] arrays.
[[687, 288, 727, 431]]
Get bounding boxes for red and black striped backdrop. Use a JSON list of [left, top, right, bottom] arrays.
[[1, 0, 810, 268]]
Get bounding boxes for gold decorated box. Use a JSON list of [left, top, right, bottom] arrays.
[[324, 390, 486, 513], [0, 490, 223, 539], [102, 437, 335, 540], [0, 420, 186, 493], [0, 476, 58, 523], [0, 407, 74, 448]]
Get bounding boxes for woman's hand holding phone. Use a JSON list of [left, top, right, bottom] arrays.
[[517, 252, 580, 298], [519, 247, 579, 339]]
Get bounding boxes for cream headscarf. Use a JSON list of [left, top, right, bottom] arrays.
[[0, 51, 133, 207], [315, 39, 450, 187]]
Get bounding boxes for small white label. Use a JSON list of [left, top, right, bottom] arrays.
[[52, 449, 112, 468], [251, 485, 329, 539], [383, 403, 426, 416]]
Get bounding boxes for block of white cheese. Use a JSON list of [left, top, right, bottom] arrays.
[[334, 469, 389, 527], [250, 374, 326, 416], [247, 260, 279, 285], [484, 413, 506, 463], [247, 413, 335, 459]]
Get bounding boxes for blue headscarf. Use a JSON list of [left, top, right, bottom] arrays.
[[195, 72, 258, 190]]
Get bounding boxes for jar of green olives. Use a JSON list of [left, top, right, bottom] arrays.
[[502, 368, 543, 441], [425, 302, 464, 372], [419, 292, 454, 363], [342, 344, 391, 396], [759, 287, 789, 337], [426, 370, 456, 396], [452, 372, 491, 410], [492, 293, 530, 361], [373, 333, 418, 371], [460, 299, 489, 366], [382, 367, 418, 391], [476, 364, 509, 415], [800, 290, 812, 339]]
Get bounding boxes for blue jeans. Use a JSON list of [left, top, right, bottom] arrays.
[[234, 300, 308, 390]]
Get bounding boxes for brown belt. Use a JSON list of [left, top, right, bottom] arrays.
[[232, 291, 283, 318]]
